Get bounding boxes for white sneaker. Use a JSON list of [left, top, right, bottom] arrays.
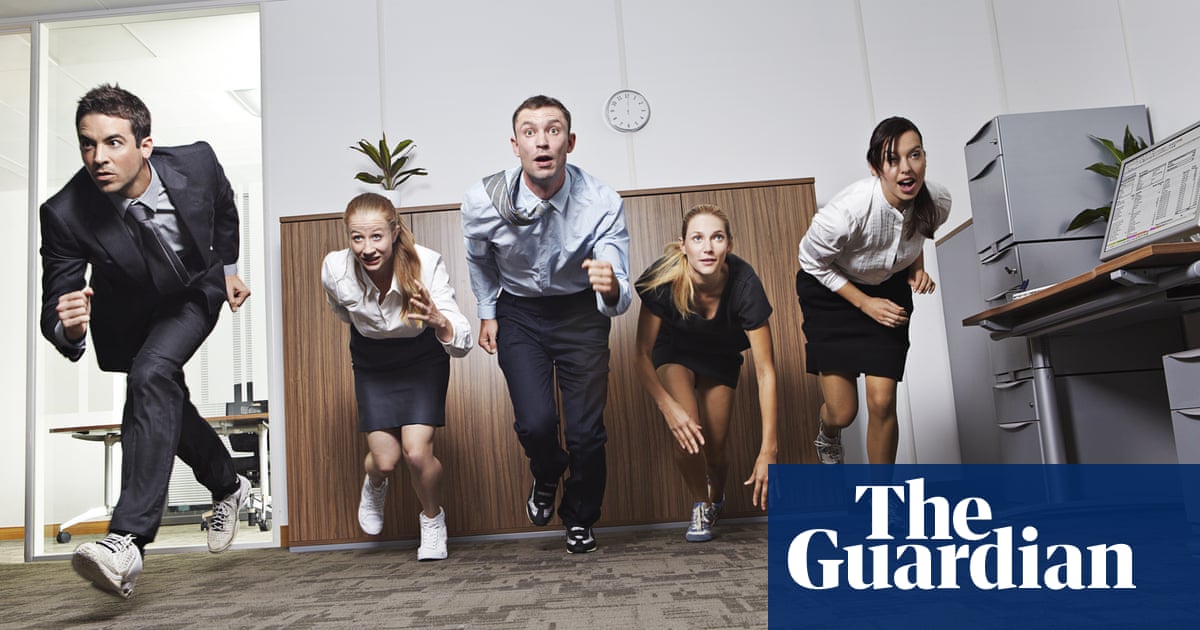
[[72, 532, 143, 599], [814, 422, 844, 464], [358, 476, 388, 536], [209, 474, 251, 553], [417, 507, 448, 561]]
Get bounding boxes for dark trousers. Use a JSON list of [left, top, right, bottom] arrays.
[[108, 292, 237, 542], [496, 290, 611, 528]]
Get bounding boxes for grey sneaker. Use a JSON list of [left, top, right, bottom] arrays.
[[526, 479, 557, 526], [358, 476, 388, 536], [208, 474, 251, 553], [710, 497, 726, 527], [706, 478, 725, 526], [417, 507, 448, 561], [685, 502, 714, 543], [72, 532, 143, 599], [814, 423, 844, 464]]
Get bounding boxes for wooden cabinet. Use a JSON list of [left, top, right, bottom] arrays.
[[281, 178, 821, 546]]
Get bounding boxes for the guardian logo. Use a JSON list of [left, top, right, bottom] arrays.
[[787, 478, 1135, 591]]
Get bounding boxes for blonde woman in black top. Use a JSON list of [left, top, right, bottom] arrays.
[[635, 204, 778, 542]]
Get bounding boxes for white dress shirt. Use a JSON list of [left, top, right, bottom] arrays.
[[461, 164, 632, 320], [322, 244, 473, 357], [798, 177, 952, 292]]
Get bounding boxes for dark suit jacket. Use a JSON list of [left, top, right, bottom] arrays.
[[39, 142, 239, 372]]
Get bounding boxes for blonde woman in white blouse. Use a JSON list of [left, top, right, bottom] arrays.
[[322, 192, 473, 560], [796, 117, 951, 465]]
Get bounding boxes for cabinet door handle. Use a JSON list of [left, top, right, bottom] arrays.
[[1004, 266, 1018, 275], [993, 380, 1028, 390], [1165, 348, 1200, 362], [1178, 408, 1200, 419], [998, 421, 1036, 430], [980, 249, 1012, 265], [969, 157, 999, 181]]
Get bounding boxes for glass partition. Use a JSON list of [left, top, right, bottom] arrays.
[[28, 7, 268, 559]]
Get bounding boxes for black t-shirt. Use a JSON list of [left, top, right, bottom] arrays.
[[637, 253, 773, 358]]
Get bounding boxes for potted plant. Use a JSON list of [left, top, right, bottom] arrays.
[[1067, 126, 1148, 230], [350, 132, 429, 197]]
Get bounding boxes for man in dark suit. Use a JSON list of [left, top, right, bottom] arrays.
[[40, 84, 252, 599]]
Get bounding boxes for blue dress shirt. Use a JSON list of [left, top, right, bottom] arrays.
[[462, 164, 631, 320]]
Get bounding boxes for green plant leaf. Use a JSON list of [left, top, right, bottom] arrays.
[[353, 139, 385, 168], [1085, 162, 1121, 179], [1091, 134, 1123, 163], [354, 172, 385, 185], [1067, 206, 1111, 231], [1122, 126, 1148, 157], [352, 132, 428, 191]]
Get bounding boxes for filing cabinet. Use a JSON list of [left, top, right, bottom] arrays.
[[943, 106, 1175, 464], [1164, 349, 1200, 463], [979, 238, 1106, 304], [966, 105, 1152, 258]]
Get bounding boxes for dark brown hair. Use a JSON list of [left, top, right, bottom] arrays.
[[76, 83, 151, 142], [867, 116, 937, 240]]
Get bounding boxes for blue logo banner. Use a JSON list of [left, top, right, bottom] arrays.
[[768, 465, 1200, 629]]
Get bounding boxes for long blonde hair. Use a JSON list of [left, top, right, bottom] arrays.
[[636, 204, 732, 316], [343, 192, 422, 314]]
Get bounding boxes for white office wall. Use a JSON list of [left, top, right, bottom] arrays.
[[254, 0, 1200, 523], [1120, 0, 1200, 139], [994, 0, 1135, 112], [9, 0, 1200, 528]]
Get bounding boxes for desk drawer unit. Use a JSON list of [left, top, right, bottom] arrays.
[[1171, 409, 1200, 464], [997, 421, 1044, 464], [993, 378, 1038, 424], [1163, 348, 1200, 410]]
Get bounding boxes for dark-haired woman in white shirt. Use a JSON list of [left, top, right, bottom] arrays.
[[797, 117, 951, 465], [322, 192, 472, 559]]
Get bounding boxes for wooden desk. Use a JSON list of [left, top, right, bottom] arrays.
[[963, 242, 1200, 464], [49, 413, 270, 542]]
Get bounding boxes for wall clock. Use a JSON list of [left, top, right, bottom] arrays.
[[605, 89, 650, 132]]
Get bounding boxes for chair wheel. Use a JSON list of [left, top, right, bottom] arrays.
[[200, 520, 209, 531], [56, 531, 71, 544], [260, 519, 271, 532], [248, 512, 258, 527]]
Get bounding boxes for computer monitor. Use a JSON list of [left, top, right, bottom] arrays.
[[1101, 119, 1200, 261]]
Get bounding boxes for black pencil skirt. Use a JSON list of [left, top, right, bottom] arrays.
[[795, 269, 912, 381], [349, 326, 450, 432]]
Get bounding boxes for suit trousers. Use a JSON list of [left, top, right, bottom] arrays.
[[496, 290, 611, 528], [108, 290, 237, 542]]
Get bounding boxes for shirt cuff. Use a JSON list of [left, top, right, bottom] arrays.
[[54, 321, 86, 352], [224, 263, 238, 276]]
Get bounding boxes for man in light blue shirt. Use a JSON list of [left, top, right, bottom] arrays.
[[462, 95, 630, 553]]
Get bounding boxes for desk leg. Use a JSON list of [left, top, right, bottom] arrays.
[[1030, 336, 1068, 465], [258, 424, 270, 510]]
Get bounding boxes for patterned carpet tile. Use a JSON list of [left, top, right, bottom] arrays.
[[0, 523, 767, 629]]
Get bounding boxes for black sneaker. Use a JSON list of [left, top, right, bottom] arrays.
[[526, 479, 557, 526], [565, 525, 597, 554]]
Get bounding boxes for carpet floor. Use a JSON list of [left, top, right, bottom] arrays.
[[0, 521, 768, 629]]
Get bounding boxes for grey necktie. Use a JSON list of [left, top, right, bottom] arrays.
[[125, 201, 189, 294], [483, 169, 553, 226]]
